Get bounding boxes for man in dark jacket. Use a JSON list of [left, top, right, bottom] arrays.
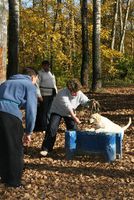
[[0, 68, 38, 188]]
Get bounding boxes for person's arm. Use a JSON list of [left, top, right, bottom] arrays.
[[25, 86, 37, 134], [35, 81, 43, 102], [69, 109, 81, 124], [79, 91, 90, 106], [52, 74, 58, 94], [23, 86, 37, 146]]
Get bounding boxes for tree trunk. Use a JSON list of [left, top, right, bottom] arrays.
[[50, 0, 62, 71], [0, 0, 8, 83], [119, 0, 131, 53], [7, 0, 19, 79], [92, 0, 102, 91], [80, 0, 89, 87], [131, 19, 134, 58], [42, 0, 49, 56], [68, 0, 76, 71], [119, 0, 125, 53], [111, 0, 119, 50]]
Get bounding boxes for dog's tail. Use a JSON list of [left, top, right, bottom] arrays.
[[122, 117, 132, 131]]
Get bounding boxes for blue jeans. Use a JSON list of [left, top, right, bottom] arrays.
[[41, 113, 77, 151]]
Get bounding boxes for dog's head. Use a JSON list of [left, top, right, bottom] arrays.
[[89, 113, 101, 125]]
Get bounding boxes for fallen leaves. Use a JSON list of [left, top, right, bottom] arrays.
[[0, 87, 134, 199]]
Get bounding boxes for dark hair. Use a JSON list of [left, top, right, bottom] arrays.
[[66, 79, 81, 92], [42, 60, 50, 66], [22, 67, 38, 76]]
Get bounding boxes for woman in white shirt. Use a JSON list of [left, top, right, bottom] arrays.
[[40, 79, 91, 157]]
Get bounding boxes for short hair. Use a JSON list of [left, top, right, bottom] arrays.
[[66, 79, 81, 92], [22, 67, 38, 76], [42, 60, 50, 66]]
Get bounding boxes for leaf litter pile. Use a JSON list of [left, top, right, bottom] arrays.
[[0, 87, 134, 200]]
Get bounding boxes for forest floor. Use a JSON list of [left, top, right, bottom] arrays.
[[0, 86, 134, 200]]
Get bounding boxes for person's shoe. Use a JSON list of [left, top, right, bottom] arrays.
[[40, 149, 48, 157]]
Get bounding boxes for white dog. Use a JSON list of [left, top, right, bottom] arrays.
[[89, 113, 131, 135]]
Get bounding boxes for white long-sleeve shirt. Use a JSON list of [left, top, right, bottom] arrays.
[[50, 88, 90, 117], [38, 69, 57, 96]]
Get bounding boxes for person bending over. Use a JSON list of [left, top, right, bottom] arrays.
[[40, 79, 92, 157], [0, 68, 38, 188]]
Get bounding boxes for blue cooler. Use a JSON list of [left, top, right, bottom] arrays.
[[65, 130, 122, 162], [65, 130, 77, 160]]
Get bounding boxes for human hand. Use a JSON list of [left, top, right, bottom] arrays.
[[38, 96, 43, 102], [23, 134, 32, 146], [74, 116, 81, 124]]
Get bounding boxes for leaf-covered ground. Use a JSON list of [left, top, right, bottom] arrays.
[[0, 87, 134, 200]]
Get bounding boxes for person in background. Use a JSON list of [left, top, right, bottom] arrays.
[[40, 79, 93, 157], [0, 68, 38, 188], [34, 60, 57, 132]]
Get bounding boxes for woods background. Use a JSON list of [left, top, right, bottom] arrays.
[[0, 1, 134, 199], [0, 0, 134, 89]]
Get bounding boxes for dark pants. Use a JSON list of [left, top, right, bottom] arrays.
[[0, 112, 24, 186], [34, 95, 54, 132], [41, 113, 77, 151]]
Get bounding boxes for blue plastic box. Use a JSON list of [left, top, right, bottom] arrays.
[[65, 130, 122, 162]]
